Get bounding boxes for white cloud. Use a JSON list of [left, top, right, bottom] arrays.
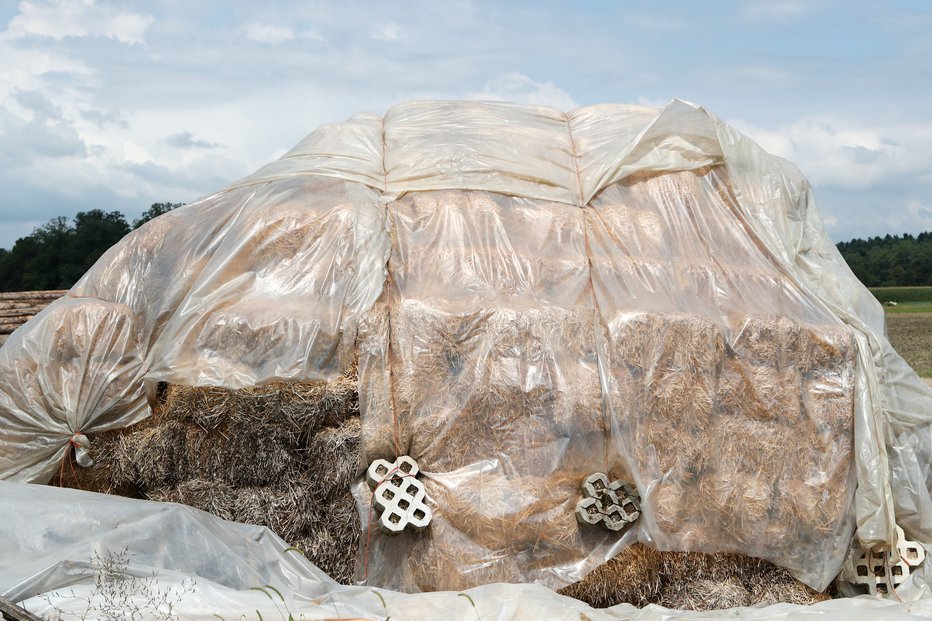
[[2, 0, 153, 44], [239, 22, 295, 44], [730, 116, 932, 190], [906, 200, 932, 228], [165, 131, 220, 150], [470, 73, 578, 111], [372, 23, 401, 42]]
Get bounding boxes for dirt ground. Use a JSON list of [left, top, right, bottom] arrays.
[[885, 313, 932, 379]]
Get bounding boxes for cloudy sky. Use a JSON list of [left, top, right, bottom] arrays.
[[0, 0, 930, 249]]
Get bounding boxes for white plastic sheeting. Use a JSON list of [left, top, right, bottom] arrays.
[[0, 99, 930, 596], [5, 482, 932, 621]]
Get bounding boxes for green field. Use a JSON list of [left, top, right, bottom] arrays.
[[869, 286, 932, 306]]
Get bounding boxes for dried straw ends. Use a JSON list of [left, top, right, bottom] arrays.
[[560, 543, 830, 610], [557, 543, 663, 608]]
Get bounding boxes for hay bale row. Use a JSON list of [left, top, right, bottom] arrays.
[[361, 297, 607, 465], [605, 310, 855, 574], [586, 169, 784, 273], [357, 297, 621, 590], [558, 543, 831, 610], [53, 373, 362, 584]]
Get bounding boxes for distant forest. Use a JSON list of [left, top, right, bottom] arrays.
[[0, 204, 928, 292], [0, 203, 181, 292], [836, 232, 932, 287]]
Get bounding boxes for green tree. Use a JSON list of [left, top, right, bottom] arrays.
[[0, 210, 131, 292], [837, 231, 932, 287], [133, 202, 184, 229]]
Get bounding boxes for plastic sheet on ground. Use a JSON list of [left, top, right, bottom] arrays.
[[5, 483, 932, 621], [0, 99, 930, 597]]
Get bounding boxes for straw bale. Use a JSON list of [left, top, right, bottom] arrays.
[[183, 422, 300, 487], [659, 578, 753, 610], [129, 420, 190, 488], [407, 524, 520, 592], [562, 543, 830, 610], [380, 300, 604, 471], [798, 325, 856, 373], [147, 477, 358, 566], [161, 384, 241, 428], [750, 574, 832, 606], [607, 312, 666, 372], [428, 472, 582, 557], [660, 550, 765, 585], [279, 375, 359, 431], [731, 316, 802, 368], [410, 402, 561, 473], [49, 426, 144, 497], [703, 471, 773, 538], [660, 316, 724, 371], [305, 418, 361, 499], [716, 362, 802, 424], [649, 480, 694, 533], [557, 543, 662, 607], [246, 209, 325, 268], [634, 422, 709, 482], [775, 457, 852, 541], [712, 415, 791, 479], [645, 365, 714, 429], [195, 308, 343, 380], [290, 522, 358, 584], [803, 373, 855, 435], [357, 301, 400, 462]]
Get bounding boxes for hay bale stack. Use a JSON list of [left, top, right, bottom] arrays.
[[559, 544, 830, 610], [357, 291, 613, 589], [602, 309, 855, 575], [53, 370, 362, 583]]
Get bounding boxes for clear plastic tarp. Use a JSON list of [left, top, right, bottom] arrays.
[[4, 483, 932, 621], [0, 99, 930, 597]]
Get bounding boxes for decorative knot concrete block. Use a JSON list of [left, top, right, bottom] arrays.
[[575, 472, 640, 532], [851, 525, 925, 596], [366, 455, 432, 535]]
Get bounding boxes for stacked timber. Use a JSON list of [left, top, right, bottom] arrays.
[[0, 291, 67, 340]]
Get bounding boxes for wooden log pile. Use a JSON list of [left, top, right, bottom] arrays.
[[0, 290, 67, 337]]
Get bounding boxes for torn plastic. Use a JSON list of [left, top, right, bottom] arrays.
[[0, 100, 929, 596], [5, 483, 932, 621]]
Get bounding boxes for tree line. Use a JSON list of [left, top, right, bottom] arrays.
[[0, 203, 181, 292], [0, 205, 928, 292], [836, 232, 932, 287]]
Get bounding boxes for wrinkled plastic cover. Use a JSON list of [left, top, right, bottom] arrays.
[[0, 99, 930, 594], [6, 483, 932, 621]]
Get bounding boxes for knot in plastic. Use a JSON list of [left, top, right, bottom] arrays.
[[69, 432, 93, 467], [366, 456, 431, 536], [575, 472, 640, 532]]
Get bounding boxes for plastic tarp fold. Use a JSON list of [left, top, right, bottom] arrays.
[[4, 483, 932, 620], [1, 99, 930, 597]]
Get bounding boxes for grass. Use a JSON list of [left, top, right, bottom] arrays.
[[870, 286, 932, 306], [884, 303, 932, 314]]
